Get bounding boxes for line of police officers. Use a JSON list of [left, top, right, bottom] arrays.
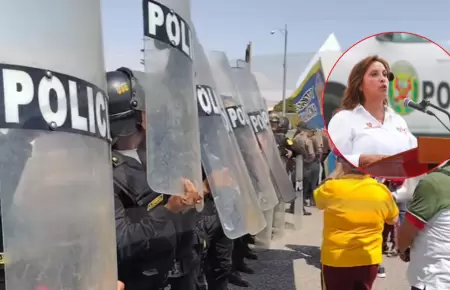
[[105, 69, 328, 290], [106, 67, 264, 290], [0, 52, 330, 290], [269, 114, 328, 216], [0, 1, 330, 289]]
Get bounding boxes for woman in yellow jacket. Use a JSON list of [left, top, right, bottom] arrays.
[[315, 156, 399, 290]]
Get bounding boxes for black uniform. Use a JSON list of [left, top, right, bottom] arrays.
[[200, 196, 233, 290], [274, 133, 296, 156], [166, 208, 201, 290], [112, 150, 177, 290], [107, 67, 182, 290], [199, 168, 233, 290]]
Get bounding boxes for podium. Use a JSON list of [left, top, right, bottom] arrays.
[[363, 137, 450, 178]]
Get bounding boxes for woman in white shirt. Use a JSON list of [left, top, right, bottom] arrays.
[[327, 55, 419, 278], [327, 55, 418, 170]]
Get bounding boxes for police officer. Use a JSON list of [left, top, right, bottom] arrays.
[[295, 123, 321, 208], [195, 168, 233, 290], [313, 129, 330, 182], [291, 122, 316, 215], [271, 115, 295, 159], [269, 114, 294, 189], [107, 67, 202, 290], [306, 128, 323, 206]]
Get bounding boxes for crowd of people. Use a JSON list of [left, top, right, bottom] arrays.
[[104, 57, 340, 289], [0, 2, 448, 287]]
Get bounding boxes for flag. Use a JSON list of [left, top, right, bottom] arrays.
[[291, 59, 325, 129]]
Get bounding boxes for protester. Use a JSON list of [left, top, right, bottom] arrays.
[[315, 155, 399, 290]]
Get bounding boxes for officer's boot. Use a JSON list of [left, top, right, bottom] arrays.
[[236, 262, 255, 275], [245, 249, 258, 260], [228, 271, 250, 288]]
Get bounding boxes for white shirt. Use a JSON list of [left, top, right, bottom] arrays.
[[327, 104, 418, 167], [408, 210, 450, 290]]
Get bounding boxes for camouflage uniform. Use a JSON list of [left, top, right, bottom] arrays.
[[290, 132, 315, 214]]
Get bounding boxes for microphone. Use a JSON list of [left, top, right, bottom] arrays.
[[388, 72, 395, 82], [403, 98, 429, 113], [404, 98, 450, 133]]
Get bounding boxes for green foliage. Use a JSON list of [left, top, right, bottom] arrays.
[[272, 98, 297, 113]]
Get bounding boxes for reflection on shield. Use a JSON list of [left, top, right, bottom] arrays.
[[195, 37, 266, 237], [207, 50, 279, 212], [142, 0, 202, 196], [231, 65, 296, 203]]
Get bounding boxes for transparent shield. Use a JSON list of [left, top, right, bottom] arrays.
[[207, 51, 279, 211], [0, 0, 116, 288], [2, 131, 116, 290], [195, 39, 266, 238], [225, 133, 268, 235], [232, 66, 296, 203], [142, 0, 202, 195]]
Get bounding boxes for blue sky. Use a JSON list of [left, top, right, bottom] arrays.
[[102, 0, 450, 70]]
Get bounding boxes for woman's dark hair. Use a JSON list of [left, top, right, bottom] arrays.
[[341, 55, 390, 110]]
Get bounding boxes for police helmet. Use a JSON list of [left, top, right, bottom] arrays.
[[269, 113, 280, 124], [106, 67, 146, 139], [278, 116, 291, 133]]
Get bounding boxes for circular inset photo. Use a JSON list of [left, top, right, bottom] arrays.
[[323, 32, 450, 178]]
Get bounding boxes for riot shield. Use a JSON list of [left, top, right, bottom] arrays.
[[206, 51, 278, 211], [142, 0, 202, 195], [0, 1, 117, 289], [231, 65, 296, 203], [194, 37, 266, 238]]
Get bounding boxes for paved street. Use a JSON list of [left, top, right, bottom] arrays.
[[230, 207, 409, 290]]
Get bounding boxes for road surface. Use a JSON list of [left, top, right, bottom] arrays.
[[230, 207, 409, 290]]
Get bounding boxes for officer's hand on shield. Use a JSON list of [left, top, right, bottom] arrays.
[[182, 178, 203, 205], [203, 179, 211, 196], [166, 179, 202, 213], [117, 281, 125, 290]]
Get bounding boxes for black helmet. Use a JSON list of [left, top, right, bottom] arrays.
[[278, 116, 291, 133], [106, 67, 145, 140]]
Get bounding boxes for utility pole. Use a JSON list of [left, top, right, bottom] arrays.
[[245, 41, 252, 69], [270, 24, 288, 116]]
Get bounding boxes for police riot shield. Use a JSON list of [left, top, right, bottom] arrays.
[[0, 1, 117, 289], [142, 0, 202, 195], [206, 51, 279, 211], [231, 65, 296, 203], [194, 38, 266, 238]]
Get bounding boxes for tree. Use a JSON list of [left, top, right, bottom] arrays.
[[272, 98, 296, 113]]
